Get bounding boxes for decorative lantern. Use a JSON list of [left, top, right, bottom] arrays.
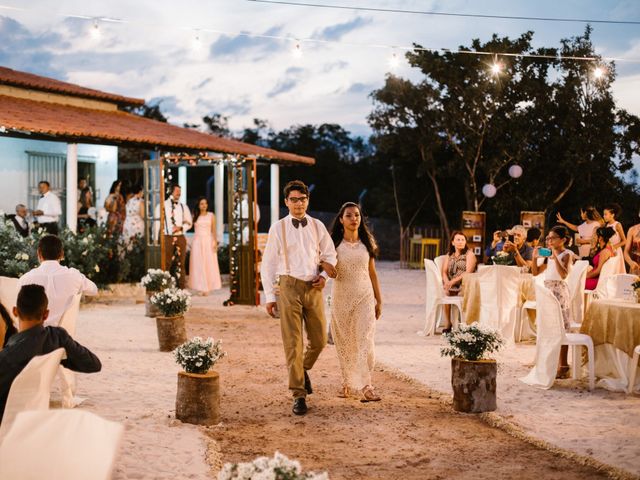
[[508, 165, 523, 179], [481, 184, 497, 198]]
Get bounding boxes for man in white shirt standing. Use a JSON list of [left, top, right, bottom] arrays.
[[155, 184, 192, 288], [261, 180, 337, 416], [17, 235, 98, 327], [32, 180, 62, 235]]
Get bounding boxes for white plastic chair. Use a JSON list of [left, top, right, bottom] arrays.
[[57, 294, 82, 408], [434, 255, 447, 277], [420, 259, 464, 335], [606, 274, 637, 301], [566, 260, 588, 327], [0, 276, 19, 328], [476, 265, 521, 341], [585, 255, 619, 300], [516, 274, 545, 342], [0, 348, 65, 439], [627, 345, 640, 394], [0, 410, 123, 480], [521, 285, 595, 390]]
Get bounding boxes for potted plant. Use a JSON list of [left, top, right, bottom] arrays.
[[140, 269, 175, 317], [174, 336, 226, 425], [217, 451, 328, 480], [633, 277, 640, 303], [441, 324, 503, 413], [150, 287, 191, 351]]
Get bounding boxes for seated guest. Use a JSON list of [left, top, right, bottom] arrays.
[[0, 285, 101, 423], [484, 230, 506, 260], [585, 227, 615, 290], [526, 227, 542, 249], [0, 303, 17, 348], [17, 235, 98, 327], [441, 231, 477, 332], [77, 187, 97, 233], [501, 225, 533, 269], [6, 204, 30, 238]]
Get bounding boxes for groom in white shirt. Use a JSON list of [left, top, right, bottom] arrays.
[[32, 180, 62, 235], [155, 184, 192, 288], [261, 180, 337, 416]]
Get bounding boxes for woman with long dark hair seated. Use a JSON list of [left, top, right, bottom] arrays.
[[441, 231, 476, 332], [0, 303, 17, 348], [585, 227, 615, 290]]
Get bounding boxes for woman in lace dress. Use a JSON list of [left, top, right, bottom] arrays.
[[329, 202, 382, 402], [122, 184, 145, 242], [188, 197, 221, 294]]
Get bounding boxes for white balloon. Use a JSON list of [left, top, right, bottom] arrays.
[[508, 165, 523, 178], [482, 184, 497, 198]]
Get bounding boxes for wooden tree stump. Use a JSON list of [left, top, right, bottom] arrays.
[[451, 357, 497, 413], [156, 316, 187, 352], [145, 291, 161, 318], [176, 371, 220, 425]]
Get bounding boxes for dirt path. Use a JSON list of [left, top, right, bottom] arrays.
[[188, 305, 609, 480]]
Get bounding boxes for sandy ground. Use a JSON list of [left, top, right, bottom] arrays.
[[65, 261, 639, 479]]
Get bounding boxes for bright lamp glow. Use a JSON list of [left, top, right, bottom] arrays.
[[508, 165, 523, 179], [192, 33, 202, 51], [292, 43, 303, 58], [593, 66, 605, 79], [388, 52, 400, 70], [490, 63, 502, 75], [89, 19, 101, 39], [482, 184, 497, 198]]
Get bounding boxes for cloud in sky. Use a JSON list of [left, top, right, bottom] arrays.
[[1, 0, 639, 137]]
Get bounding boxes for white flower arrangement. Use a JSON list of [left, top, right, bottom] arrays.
[[141, 268, 176, 292], [150, 287, 191, 317], [218, 452, 328, 480], [174, 336, 226, 374], [491, 251, 512, 265], [440, 324, 503, 362]]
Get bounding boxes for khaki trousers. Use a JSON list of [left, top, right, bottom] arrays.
[[164, 235, 187, 288], [277, 275, 327, 398]]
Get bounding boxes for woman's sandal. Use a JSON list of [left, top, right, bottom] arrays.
[[337, 385, 350, 398], [556, 366, 571, 379], [360, 386, 381, 403]]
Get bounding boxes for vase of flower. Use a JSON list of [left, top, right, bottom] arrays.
[[218, 452, 328, 480], [441, 324, 503, 413], [150, 288, 191, 351], [174, 337, 226, 425], [140, 269, 175, 318]]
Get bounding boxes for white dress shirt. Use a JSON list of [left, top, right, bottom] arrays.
[[36, 191, 62, 223], [261, 214, 337, 303], [18, 261, 98, 327], [154, 199, 193, 236]]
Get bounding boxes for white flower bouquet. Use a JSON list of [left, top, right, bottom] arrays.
[[150, 287, 191, 317], [174, 336, 226, 374], [141, 268, 176, 292], [491, 251, 512, 265], [440, 324, 503, 361], [218, 452, 328, 480]]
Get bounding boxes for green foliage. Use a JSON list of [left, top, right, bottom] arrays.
[[217, 244, 230, 274]]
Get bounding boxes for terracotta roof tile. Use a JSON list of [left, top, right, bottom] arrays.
[[0, 95, 314, 165], [0, 66, 145, 107]]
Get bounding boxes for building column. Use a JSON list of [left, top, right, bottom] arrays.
[[215, 162, 224, 245], [66, 143, 78, 232], [178, 166, 187, 203], [270, 163, 279, 225]]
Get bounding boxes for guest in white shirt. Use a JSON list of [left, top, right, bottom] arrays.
[[17, 235, 97, 327], [32, 181, 62, 235], [154, 184, 192, 288], [8, 204, 30, 238], [261, 180, 337, 416]]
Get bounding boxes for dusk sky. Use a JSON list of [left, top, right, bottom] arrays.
[[1, 0, 640, 138]]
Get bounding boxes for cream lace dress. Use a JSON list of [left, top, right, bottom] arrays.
[[330, 240, 376, 390]]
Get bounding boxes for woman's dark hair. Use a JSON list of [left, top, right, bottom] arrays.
[[109, 180, 122, 195], [131, 184, 143, 195], [193, 196, 210, 224], [604, 203, 622, 219], [447, 230, 469, 255], [526, 227, 542, 244], [581, 206, 603, 223], [593, 226, 615, 256], [330, 202, 378, 258], [1, 303, 17, 347], [550, 225, 570, 243], [79, 187, 92, 208]]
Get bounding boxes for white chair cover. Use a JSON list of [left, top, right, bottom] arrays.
[[567, 260, 588, 324], [0, 348, 65, 439], [520, 285, 564, 389], [57, 294, 82, 408], [477, 265, 521, 340], [421, 259, 444, 335], [591, 256, 621, 299], [606, 274, 637, 301], [433, 255, 447, 277], [0, 410, 123, 480], [612, 248, 627, 275], [0, 276, 19, 328]]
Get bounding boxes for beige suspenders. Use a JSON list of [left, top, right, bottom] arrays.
[[279, 217, 321, 277]]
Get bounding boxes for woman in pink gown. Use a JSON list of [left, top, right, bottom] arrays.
[[188, 197, 222, 294]]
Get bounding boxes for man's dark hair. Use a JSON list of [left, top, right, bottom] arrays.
[[16, 284, 48, 321], [171, 184, 181, 194], [283, 180, 309, 199], [38, 235, 64, 260], [526, 227, 542, 243], [38, 180, 50, 188]]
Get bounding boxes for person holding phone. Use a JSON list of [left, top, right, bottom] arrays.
[[501, 225, 533, 269], [532, 225, 574, 378]]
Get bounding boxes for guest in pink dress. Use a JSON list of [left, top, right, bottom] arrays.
[[585, 227, 615, 290], [188, 197, 222, 294]]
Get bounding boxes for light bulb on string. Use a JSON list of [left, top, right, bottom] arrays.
[[508, 165, 523, 179], [292, 42, 303, 59], [89, 19, 101, 40], [593, 66, 606, 80], [490, 62, 503, 76], [388, 52, 400, 71], [192, 31, 202, 51]]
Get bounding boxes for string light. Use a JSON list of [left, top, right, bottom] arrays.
[[387, 52, 401, 70], [89, 19, 101, 40], [593, 66, 606, 79], [292, 42, 303, 58], [192, 31, 203, 51], [490, 62, 503, 75]]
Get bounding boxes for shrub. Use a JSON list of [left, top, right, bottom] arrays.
[[174, 336, 226, 374], [441, 324, 503, 361], [150, 288, 191, 317], [140, 269, 175, 292]]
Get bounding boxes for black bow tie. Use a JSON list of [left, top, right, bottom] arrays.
[[292, 217, 308, 228]]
